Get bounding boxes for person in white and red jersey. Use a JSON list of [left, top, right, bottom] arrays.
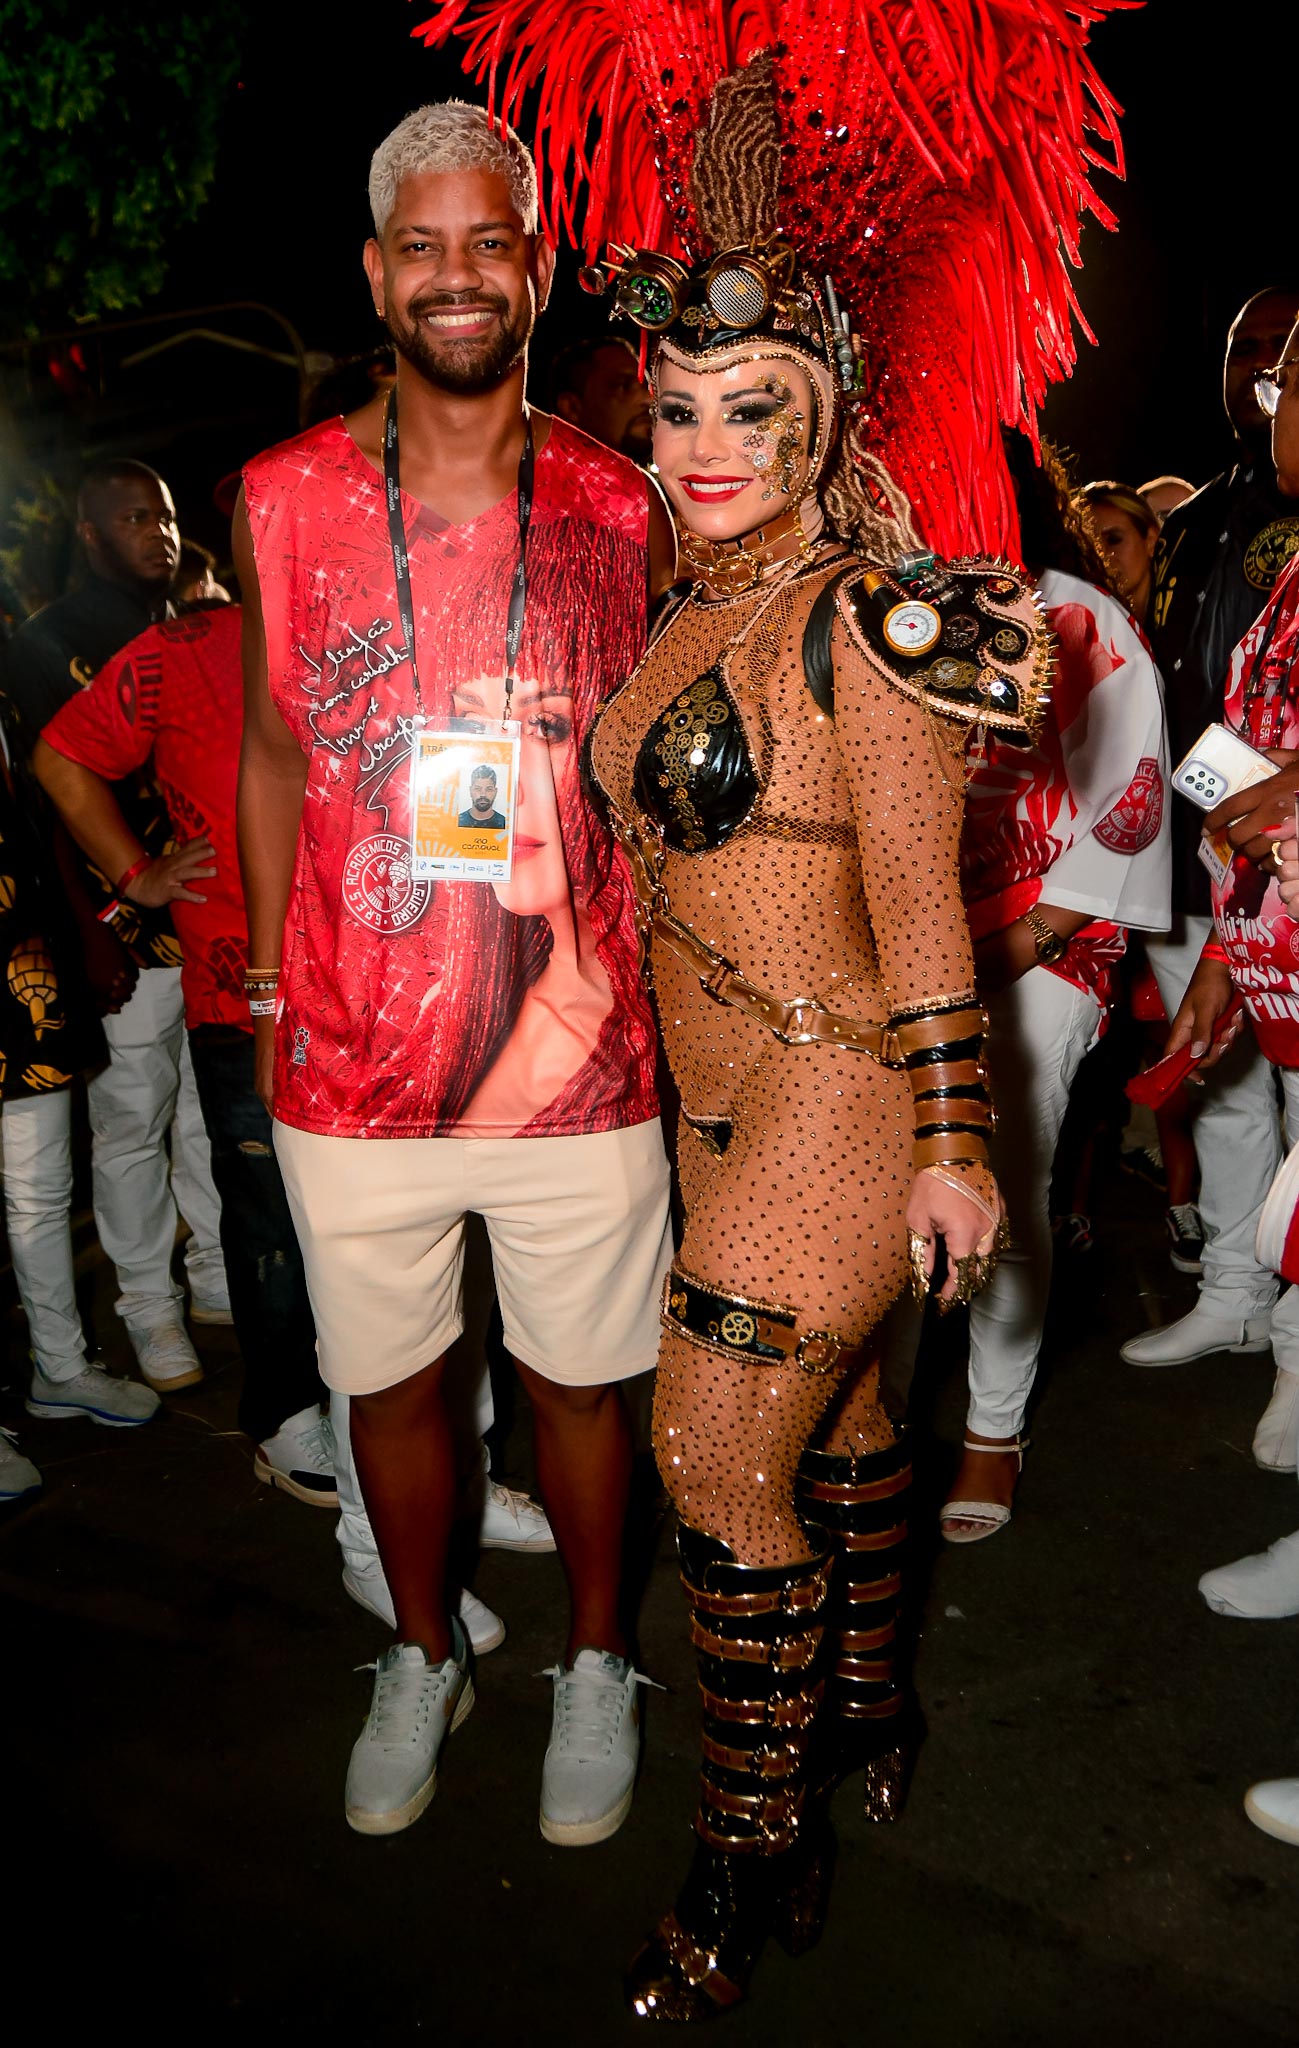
[[941, 437, 1170, 1543], [1121, 289, 1299, 1376], [1160, 320, 1299, 1850], [236, 101, 677, 1848]]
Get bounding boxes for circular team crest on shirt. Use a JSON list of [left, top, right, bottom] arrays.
[[1244, 520, 1299, 591], [1094, 756, 1164, 854], [341, 834, 432, 932]]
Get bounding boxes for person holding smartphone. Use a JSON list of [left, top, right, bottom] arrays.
[[1160, 320, 1299, 1847], [1162, 325, 1299, 1494]]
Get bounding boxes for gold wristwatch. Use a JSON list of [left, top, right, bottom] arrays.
[[1021, 906, 1068, 966]]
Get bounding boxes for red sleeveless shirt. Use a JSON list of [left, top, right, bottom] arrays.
[[243, 415, 659, 1140]]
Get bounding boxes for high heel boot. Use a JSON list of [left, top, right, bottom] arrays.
[[794, 1430, 917, 1820], [625, 1525, 834, 2023]]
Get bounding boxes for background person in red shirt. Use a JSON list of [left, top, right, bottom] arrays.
[[1158, 321, 1299, 1849], [33, 606, 334, 1500]]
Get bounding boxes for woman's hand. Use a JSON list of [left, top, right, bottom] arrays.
[[1204, 749, 1299, 866], [905, 1167, 1005, 1307], [1166, 954, 1239, 1074], [123, 837, 217, 909]]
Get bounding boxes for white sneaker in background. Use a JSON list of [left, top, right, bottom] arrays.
[[342, 1555, 505, 1654], [0, 1425, 42, 1500], [1245, 1778, 1299, 1846], [1199, 1529, 1299, 1618], [1253, 1368, 1299, 1472], [26, 1361, 160, 1429], [538, 1649, 650, 1846], [1120, 1300, 1272, 1367], [254, 1404, 338, 1506], [479, 1481, 556, 1552], [345, 1625, 474, 1836], [124, 1316, 204, 1393], [189, 1293, 234, 1326]]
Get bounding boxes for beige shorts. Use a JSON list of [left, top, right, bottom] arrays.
[[274, 1118, 673, 1396]]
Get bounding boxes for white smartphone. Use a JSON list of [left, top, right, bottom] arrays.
[[1173, 723, 1275, 810]]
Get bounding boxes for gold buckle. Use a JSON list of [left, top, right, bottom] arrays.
[[794, 1330, 842, 1372], [771, 997, 824, 1046]]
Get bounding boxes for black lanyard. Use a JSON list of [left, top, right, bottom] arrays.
[[382, 389, 535, 716]]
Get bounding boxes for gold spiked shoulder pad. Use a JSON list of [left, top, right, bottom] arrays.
[[833, 554, 1052, 744]]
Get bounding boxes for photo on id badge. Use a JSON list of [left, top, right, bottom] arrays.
[[410, 726, 520, 881]]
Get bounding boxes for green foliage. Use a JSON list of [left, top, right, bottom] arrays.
[[0, 2, 245, 334], [0, 471, 68, 623]]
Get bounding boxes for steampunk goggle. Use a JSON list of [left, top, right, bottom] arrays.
[[579, 238, 800, 334]]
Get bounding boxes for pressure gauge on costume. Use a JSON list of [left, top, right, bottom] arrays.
[[881, 599, 942, 655]]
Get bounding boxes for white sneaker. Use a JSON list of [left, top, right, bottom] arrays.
[[124, 1316, 204, 1393], [254, 1405, 338, 1507], [26, 1361, 160, 1428], [342, 1556, 505, 1655], [0, 1425, 41, 1501], [189, 1293, 234, 1327], [344, 1625, 474, 1836], [538, 1648, 648, 1846], [1253, 1368, 1299, 1472], [1120, 1300, 1272, 1367], [479, 1481, 556, 1552], [1245, 1777, 1299, 1845], [1199, 1529, 1299, 1618]]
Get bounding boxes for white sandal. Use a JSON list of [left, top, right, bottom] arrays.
[[939, 1437, 1029, 1546]]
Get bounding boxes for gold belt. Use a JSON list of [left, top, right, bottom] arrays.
[[618, 820, 902, 1066]]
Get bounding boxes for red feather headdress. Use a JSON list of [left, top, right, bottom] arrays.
[[411, 0, 1133, 558]]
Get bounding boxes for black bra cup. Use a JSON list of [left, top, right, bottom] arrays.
[[633, 663, 759, 853]]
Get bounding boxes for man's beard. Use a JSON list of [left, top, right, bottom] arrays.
[[387, 291, 531, 396]]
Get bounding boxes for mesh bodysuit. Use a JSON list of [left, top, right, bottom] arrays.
[[591, 554, 982, 1566]]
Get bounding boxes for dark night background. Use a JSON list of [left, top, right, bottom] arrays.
[[5, 0, 1294, 562]]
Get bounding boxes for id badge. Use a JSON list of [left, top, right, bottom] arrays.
[[409, 721, 520, 882], [1197, 823, 1234, 888]]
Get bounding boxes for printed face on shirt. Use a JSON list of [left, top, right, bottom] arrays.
[[365, 168, 554, 397], [451, 675, 577, 918], [652, 354, 816, 544]]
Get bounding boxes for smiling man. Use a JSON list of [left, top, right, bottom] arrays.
[[236, 100, 677, 1846]]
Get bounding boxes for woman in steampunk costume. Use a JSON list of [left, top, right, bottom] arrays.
[[417, 0, 1123, 2016]]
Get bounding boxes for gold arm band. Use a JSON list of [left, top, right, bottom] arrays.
[[913, 1130, 990, 1170], [892, 1003, 986, 1059], [909, 1058, 989, 1096]]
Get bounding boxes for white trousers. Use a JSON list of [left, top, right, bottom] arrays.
[[88, 966, 226, 1323], [1145, 914, 1283, 1319], [966, 968, 1101, 1439], [1272, 1069, 1299, 1378], [1, 1089, 88, 1381]]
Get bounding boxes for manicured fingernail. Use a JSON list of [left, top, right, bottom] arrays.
[[1190, 1042, 1207, 1057]]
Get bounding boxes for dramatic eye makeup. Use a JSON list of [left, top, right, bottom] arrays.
[[656, 380, 790, 430]]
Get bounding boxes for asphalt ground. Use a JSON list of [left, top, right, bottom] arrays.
[[4, 1159, 1298, 2046]]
